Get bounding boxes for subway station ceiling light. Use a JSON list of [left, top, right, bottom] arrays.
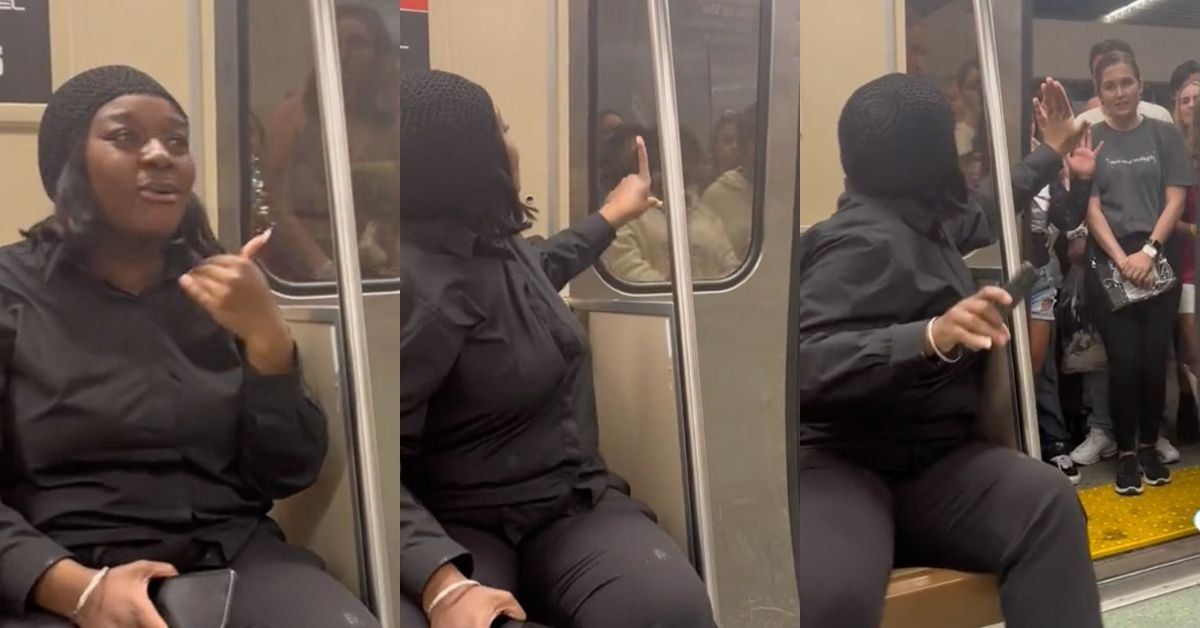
[[1101, 0, 1166, 23]]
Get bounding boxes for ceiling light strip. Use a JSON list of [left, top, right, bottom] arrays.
[[1101, 0, 1166, 23]]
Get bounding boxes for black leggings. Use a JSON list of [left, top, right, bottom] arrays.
[[1086, 241, 1181, 453], [793, 441, 1101, 628], [399, 488, 714, 628], [0, 525, 378, 628]]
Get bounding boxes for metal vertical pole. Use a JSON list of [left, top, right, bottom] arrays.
[[307, 0, 397, 624], [973, 0, 1041, 460], [645, 0, 720, 616]]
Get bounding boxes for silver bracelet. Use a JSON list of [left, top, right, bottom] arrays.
[[71, 567, 110, 619], [926, 317, 962, 364], [425, 579, 479, 615]]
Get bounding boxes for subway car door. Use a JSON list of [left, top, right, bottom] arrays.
[[568, 1, 801, 626]]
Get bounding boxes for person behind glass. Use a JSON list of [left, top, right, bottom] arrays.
[[262, 2, 399, 281], [600, 125, 739, 283], [958, 152, 984, 191], [697, 105, 755, 264], [954, 59, 983, 157], [1085, 51, 1196, 496], [906, 19, 929, 74], [1174, 79, 1200, 375], [0, 66, 378, 628], [790, 73, 1102, 628], [596, 109, 624, 146], [711, 110, 742, 180], [395, 70, 714, 628]]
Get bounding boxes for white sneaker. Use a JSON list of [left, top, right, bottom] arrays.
[[1157, 436, 1181, 464], [1071, 428, 1118, 466]]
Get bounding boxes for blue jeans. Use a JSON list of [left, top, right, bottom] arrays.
[[1038, 327, 1070, 443], [1032, 266, 1069, 444]]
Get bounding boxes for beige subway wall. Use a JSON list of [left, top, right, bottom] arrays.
[[429, 0, 561, 239], [797, 0, 897, 227], [0, 0, 216, 247], [1034, 18, 1200, 83]]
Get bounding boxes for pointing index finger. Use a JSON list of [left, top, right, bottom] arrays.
[[635, 136, 650, 182]]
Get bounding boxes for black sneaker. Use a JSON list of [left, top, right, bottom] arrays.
[[1050, 454, 1081, 485], [1115, 455, 1143, 496], [1044, 442, 1081, 486], [1139, 447, 1172, 486]]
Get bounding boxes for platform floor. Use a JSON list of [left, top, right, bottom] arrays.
[[1103, 584, 1200, 627], [1076, 443, 1200, 559]]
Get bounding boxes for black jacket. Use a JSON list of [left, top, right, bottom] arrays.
[[790, 145, 1064, 470], [397, 214, 617, 603], [0, 237, 325, 615]]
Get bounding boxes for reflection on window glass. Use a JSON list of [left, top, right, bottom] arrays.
[[905, 1, 994, 190], [244, 0, 428, 285], [592, 0, 762, 288]]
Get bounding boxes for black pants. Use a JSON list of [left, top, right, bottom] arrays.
[[1086, 244, 1181, 452], [0, 525, 379, 628], [793, 440, 1101, 628], [399, 488, 714, 628]]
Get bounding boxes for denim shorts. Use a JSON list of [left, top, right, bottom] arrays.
[[1029, 265, 1057, 322]]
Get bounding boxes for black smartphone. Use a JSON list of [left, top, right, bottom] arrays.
[[149, 569, 236, 628], [997, 261, 1039, 317]]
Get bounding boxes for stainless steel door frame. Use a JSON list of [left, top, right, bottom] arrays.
[[643, 0, 718, 611], [973, 0, 1040, 459], [568, 1, 802, 624], [570, 297, 702, 565]]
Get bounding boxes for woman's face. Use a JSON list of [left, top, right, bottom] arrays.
[[1178, 83, 1200, 129], [85, 94, 194, 243], [496, 107, 521, 192], [1098, 62, 1141, 119], [337, 15, 377, 90], [713, 119, 740, 174], [962, 160, 983, 189], [960, 69, 982, 110], [942, 84, 964, 120]]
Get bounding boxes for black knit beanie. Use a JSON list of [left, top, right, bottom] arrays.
[[396, 69, 526, 237], [838, 73, 965, 201], [38, 65, 185, 199]]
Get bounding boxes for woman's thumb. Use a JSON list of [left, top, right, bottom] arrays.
[[131, 560, 179, 579], [241, 228, 273, 259], [501, 597, 528, 620]]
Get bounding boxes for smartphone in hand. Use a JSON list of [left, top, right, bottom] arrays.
[[997, 261, 1039, 317], [149, 569, 236, 628]]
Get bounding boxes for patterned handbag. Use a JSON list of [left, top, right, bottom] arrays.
[[1089, 253, 1178, 312]]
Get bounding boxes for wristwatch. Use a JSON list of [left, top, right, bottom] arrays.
[[1143, 238, 1163, 259]]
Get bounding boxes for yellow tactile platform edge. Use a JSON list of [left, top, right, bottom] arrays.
[[1079, 466, 1200, 560]]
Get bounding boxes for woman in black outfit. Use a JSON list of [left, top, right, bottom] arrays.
[[397, 70, 715, 628], [0, 66, 377, 627], [1084, 51, 1195, 496]]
